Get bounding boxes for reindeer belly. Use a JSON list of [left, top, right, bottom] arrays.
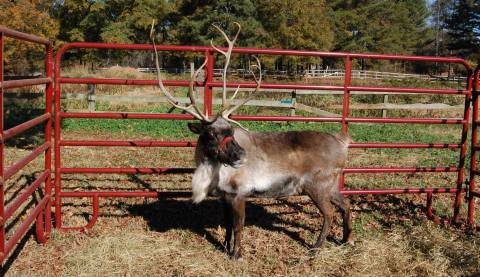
[[232, 170, 305, 198], [250, 175, 303, 197], [217, 162, 307, 198]]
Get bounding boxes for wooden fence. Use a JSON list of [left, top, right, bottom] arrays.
[[5, 86, 465, 118], [136, 67, 466, 84], [303, 69, 466, 83]]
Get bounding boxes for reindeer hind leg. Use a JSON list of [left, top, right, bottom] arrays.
[[330, 191, 353, 244], [232, 196, 246, 259], [305, 183, 334, 249]]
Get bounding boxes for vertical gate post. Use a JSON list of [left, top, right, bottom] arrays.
[[342, 56, 352, 134], [54, 46, 62, 229], [453, 68, 473, 223], [426, 192, 433, 219], [0, 31, 5, 260], [340, 56, 352, 191], [468, 66, 480, 226], [37, 42, 54, 241], [204, 50, 214, 117]]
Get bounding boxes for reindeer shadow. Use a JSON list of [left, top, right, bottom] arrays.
[[124, 175, 449, 253], [127, 191, 450, 253], [127, 195, 316, 250]]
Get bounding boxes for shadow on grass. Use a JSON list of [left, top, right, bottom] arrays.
[[4, 101, 45, 149], [127, 190, 458, 249], [1, 190, 48, 275], [61, 175, 464, 256], [349, 194, 429, 228], [127, 196, 312, 251], [126, 192, 439, 254], [0, 229, 34, 276]]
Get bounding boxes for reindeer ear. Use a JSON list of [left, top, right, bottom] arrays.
[[188, 123, 203, 134]]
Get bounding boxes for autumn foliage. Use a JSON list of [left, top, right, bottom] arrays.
[[0, 0, 59, 74], [0, 1, 478, 74]]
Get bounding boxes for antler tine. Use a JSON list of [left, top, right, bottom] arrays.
[[225, 117, 249, 132], [150, 20, 209, 121], [222, 56, 262, 118], [231, 22, 242, 43], [188, 60, 210, 121], [210, 39, 227, 56], [210, 22, 241, 110], [211, 22, 241, 48]]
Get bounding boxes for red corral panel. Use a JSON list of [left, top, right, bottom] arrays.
[[0, 25, 53, 263], [53, 42, 472, 231]]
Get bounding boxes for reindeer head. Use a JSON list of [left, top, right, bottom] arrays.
[[187, 117, 245, 167], [150, 22, 261, 168]]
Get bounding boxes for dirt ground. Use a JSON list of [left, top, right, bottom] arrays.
[[2, 130, 480, 276]]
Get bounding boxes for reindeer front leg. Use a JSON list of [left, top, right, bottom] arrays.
[[230, 195, 246, 260], [222, 195, 233, 253]]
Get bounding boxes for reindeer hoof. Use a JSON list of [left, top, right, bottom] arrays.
[[341, 238, 355, 246], [343, 240, 355, 246], [223, 243, 231, 254], [306, 247, 319, 257], [232, 250, 243, 260]]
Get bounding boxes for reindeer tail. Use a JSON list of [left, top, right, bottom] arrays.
[[335, 130, 352, 146]]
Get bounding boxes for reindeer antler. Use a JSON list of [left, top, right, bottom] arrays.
[[210, 22, 241, 110], [222, 56, 262, 118], [150, 20, 211, 122], [150, 20, 262, 129], [210, 22, 262, 130]]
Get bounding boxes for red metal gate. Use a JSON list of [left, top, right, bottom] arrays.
[[0, 26, 53, 262], [54, 42, 473, 230]]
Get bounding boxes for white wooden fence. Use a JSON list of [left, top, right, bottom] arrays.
[[136, 67, 466, 83], [4, 87, 464, 118]]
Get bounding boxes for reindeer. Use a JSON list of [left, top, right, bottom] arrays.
[[150, 22, 353, 259]]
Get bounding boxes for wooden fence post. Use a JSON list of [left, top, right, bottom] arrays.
[[87, 84, 95, 112], [290, 90, 296, 116], [382, 94, 389, 118]]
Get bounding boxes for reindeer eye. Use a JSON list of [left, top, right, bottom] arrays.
[[206, 130, 216, 139], [222, 129, 233, 137]]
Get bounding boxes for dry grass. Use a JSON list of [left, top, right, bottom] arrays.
[[4, 196, 480, 276], [2, 129, 480, 276], [60, 65, 159, 97]]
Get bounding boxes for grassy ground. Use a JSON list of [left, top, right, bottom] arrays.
[[2, 66, 479, 276], [2, 118, 480, 276]]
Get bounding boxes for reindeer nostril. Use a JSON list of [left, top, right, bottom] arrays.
[[219, 136, 234, 151]]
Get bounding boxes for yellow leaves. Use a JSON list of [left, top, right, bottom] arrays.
[[0, 0, 59, 74], [0, 0, 59, 40]]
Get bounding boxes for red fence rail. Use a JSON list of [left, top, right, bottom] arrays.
[[54, 42, 473, 230], [0, 26, 53, 263]]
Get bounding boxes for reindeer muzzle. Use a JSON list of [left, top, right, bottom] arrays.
[[218, 136, 245, 168], [219, 136, 234, 151]]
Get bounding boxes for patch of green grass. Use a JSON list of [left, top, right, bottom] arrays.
[[353, 212, 383, 239], [62, 106, 196, 139], [62, 107, 463, 144], [61, 106, 466, 172]]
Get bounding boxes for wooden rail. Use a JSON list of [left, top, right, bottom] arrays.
[[4, 88, 464, 117], [136, 67, 467, 84]]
